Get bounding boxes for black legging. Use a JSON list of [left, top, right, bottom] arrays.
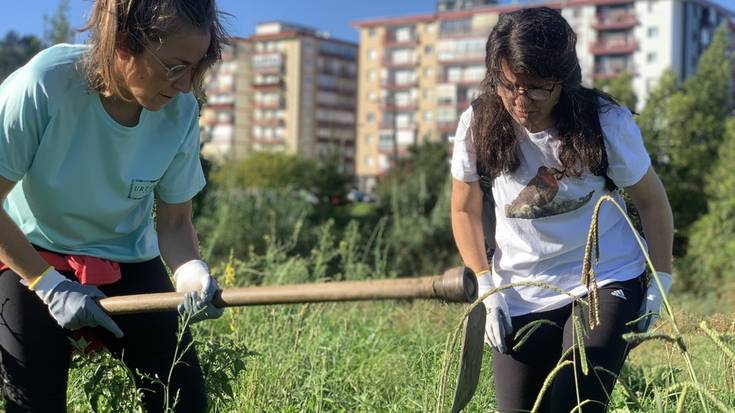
[[0, 257, 207, 413], [492, 275, 645, 413]]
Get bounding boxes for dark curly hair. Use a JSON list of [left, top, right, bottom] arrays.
[[472, 7, 618, 180]]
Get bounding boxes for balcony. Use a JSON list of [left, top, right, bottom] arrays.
[[436, 100, 472, 110], [381, 80, 419, 90], [438, 75, 484, 85], [252, 53, 285, 74], [317, 101, 356, 111], [378, 121, 417, 132], [382, 54, 419, 68], [253, 118, 285, 127], [593, 65, 637, 80], [437, 53, 485, 65], [383, 35, 419, 48], [253, 99, 285, 109], [592, 12, 638, 30], [318, 66, 356, 80], [251, 81, 286, 92], [589, 39, 637, 55], [379, 100, 418, 112], [252, 78, 284, 89]]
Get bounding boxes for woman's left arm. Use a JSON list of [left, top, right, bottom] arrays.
[[623, 166, 674, 274], [155, 199, 201, 271], [156, 199, 223, 321]]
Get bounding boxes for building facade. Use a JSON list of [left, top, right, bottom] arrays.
[[437, 0, 498, 12], [200, 22, 359, 173], [353, 0, 734, 191], [200, 38, 252, 160]]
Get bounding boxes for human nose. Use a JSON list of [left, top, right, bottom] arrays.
[[513, 90, 532, 106], [172, 71, 193, 93]]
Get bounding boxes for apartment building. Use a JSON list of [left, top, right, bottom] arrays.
[[200, 22, 359, 173], [200, 38, 252, 160], [353, 0, 734, 191], [437, 0, 498, 12]]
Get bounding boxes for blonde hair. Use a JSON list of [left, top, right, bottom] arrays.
[[81, 0, 228, 101]]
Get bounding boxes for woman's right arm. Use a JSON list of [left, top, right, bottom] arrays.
[[0, 176, 49, 282], [450, 178, 491, 274]]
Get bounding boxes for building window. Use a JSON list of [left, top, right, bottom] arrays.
[[423, 111, 433, 122], [439, 18, 472, 36], [368, 69, 377, 81], [647, 27, 658, 38], [368, 28, 376, 37], [647, 52, 657, 63], [424, 45, 433, 55], [368, 49, 378, 61], [424, 67, 434, 78], [367, 112, 375, 123], [423, 89, 432, 99], [365, 135, 372, 145], [573, 7, 581, 18]]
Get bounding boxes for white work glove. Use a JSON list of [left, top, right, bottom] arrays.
[[174, 260, 224, 323], [28, 268, 124, 338], [637, 271, 673, 332], [477, 272, 513, 354]]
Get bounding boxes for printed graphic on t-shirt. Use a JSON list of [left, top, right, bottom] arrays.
[[505, 166, 594, 219]]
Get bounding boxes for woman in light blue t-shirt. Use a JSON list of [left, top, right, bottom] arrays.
[[0, 1, 228, 411]]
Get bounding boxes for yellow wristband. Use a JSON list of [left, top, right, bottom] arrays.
[[476, 269, 491, 277], [28, 266, 53, 290]]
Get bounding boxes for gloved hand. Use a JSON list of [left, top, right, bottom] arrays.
[[174, 260, 224, 323], [28, 267, 124, 338], [477, 271, 513, 354], [637, 271, 673, 332]]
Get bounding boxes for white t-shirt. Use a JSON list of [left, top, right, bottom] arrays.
[[451, 102, 650, 316]]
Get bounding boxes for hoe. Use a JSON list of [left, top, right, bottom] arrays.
[[98, 266, 486, 412]]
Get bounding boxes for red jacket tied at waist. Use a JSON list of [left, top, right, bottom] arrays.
[[0, 251, 121, 286]]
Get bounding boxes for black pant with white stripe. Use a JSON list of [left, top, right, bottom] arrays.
[[491, 275, 646, 413]]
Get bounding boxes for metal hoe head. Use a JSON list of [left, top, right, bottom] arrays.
[[450, 267, 486, 413]]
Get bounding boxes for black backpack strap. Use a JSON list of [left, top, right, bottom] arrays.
[[471, 98, 496, 260], [594, 104, 618, 192]]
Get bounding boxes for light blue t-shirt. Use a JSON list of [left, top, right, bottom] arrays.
[[0, 44, 205, 262]]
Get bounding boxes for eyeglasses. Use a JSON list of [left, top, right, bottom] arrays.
[[146, 46, 196, 81], [131, 33, 199, 81], [495, 75, 559, 101]]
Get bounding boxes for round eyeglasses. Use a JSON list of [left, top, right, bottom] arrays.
[[131, 32, 200, 81], [495, 77, 559, 101]]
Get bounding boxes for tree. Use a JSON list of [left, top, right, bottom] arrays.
[[43, 0, 74, 45], [683, 119, 735, 291], [596, 71, 637, 111], [0, 31, 44, 82], [638, 25, 733, 257], [210, 151, 352, 205], [638, 69, 679, 166], [374, 142, 458, 275]]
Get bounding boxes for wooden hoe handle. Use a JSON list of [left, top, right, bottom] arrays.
[[99, 266, 478, 315]]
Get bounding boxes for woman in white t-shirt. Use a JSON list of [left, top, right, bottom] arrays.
[[450, 7, 673, 413]]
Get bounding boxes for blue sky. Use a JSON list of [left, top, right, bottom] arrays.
[[2, 0, 733, 43]]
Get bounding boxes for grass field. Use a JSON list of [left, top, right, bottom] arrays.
[[58, 286, 733, 412]]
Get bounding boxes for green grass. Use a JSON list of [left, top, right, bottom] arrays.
[[53, 290, 733, 413]]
